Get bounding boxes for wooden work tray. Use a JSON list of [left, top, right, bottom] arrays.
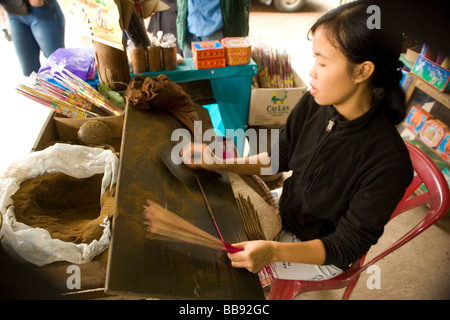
[[104, 103, 264, 299]]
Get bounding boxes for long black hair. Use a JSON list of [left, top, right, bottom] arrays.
[[309, 0, 406, 124]]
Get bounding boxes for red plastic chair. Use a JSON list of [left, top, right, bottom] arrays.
[[268, 141, 450, 300]]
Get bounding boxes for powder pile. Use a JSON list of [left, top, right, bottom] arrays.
[[11, 172, 110, 244]]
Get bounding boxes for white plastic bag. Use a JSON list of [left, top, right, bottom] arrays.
[[0, 143, 119, 266]]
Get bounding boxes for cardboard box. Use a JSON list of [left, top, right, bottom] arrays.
[[248, 70, 307, 127], [412, 54, 450, 92], [192, 40, 225, 69], [54, 113, 124, 141], [405, 105, 434, 135]]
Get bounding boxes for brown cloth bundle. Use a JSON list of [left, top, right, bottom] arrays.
[[127, 74, 200, 133]]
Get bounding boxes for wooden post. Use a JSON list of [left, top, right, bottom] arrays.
[[92, 40, 130, 91]]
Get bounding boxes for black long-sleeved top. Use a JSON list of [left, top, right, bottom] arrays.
[[271, 91, 413, 269]]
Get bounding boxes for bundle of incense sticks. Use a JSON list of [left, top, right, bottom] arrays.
[[235, 194, 265, 241], [252, 44, 294, 89], [143, 201, 240, 253], [235, 194, 278, 286], [143, 200, 277, 285], [17, 69, 124, 118], [54, 69, 124, 116], [16, 83, 94, 118]]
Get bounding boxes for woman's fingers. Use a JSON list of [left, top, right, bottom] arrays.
[[227, 241, 264, 273], [181, 142, 220, 169]]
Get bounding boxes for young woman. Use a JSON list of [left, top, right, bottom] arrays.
[[182, 0, 414, 281]]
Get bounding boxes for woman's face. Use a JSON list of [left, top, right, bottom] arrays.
[[309, 27, 358, 107]]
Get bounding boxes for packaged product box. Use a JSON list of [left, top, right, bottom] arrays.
[[419, 119, 448, 148], [248, 70, 307, 127], [412, 54, 450, 92], [192, 40, 225, 69], [436, 133, 450, 162], [221, 37, 252, 66], [404, 105, 434, 135]]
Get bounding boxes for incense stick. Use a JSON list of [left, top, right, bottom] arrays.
[[195, 175, 230, 244], [235, 194, 265, 241]]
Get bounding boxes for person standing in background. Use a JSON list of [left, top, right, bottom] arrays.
[[176, 0, 251, 58], [0, 0, 65, 76]]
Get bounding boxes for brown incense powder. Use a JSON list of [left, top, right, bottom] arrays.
[[11, 172, 108, 244]]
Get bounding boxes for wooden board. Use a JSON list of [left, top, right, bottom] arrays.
[[105, 103, 265, 299]]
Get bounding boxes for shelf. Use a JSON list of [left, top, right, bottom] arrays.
[[405, 74, 450, 110], [402, 74, 450, 194]]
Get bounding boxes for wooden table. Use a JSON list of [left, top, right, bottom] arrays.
[[105, 102, 265, 299]]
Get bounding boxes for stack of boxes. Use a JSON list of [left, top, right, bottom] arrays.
[[405, 104, 449, 162], [191, 37, 252, 69]]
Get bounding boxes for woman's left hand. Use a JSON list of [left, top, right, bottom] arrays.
[[227, 240, 275, 273]]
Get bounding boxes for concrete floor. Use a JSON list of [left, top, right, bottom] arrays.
[[1, 0, 449, 300], [293, 205, 450, 300]]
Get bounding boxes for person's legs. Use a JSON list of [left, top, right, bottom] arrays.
[[8, 14, 41, 76], [30, 0, 65, 58], [8, 0, 65, 76]]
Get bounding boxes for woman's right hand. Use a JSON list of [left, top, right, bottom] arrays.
[[181, 142, 221, 171]]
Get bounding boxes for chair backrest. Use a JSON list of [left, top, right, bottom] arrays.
[[354, 141, 450, 275]]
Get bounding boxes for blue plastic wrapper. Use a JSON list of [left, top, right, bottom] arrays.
[[38, 48, 97, 81]]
